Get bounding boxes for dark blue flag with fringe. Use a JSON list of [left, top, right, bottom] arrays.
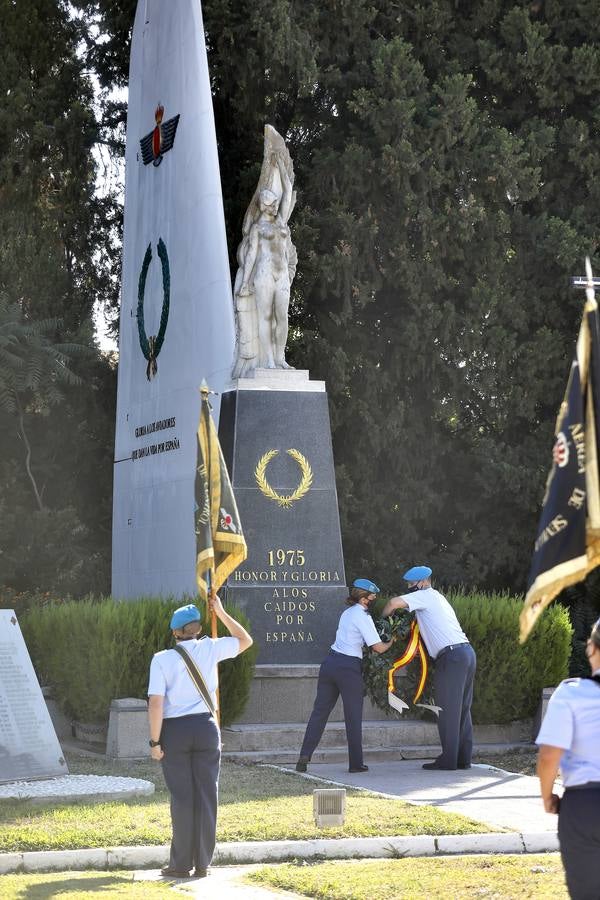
[[521, 264, 600, 640]]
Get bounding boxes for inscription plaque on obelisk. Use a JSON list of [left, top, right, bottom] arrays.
[[0, 611, 67, 783]]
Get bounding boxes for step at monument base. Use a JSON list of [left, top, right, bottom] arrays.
[[221, 719, 534, 763], [222, 742, 534, 766]]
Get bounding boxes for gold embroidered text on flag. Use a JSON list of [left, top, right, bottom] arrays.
[[520, 261, 600, 642], [195, 390, 247, 602]]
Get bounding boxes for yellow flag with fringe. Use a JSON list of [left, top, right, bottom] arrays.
[[195, 387, 247, 602]]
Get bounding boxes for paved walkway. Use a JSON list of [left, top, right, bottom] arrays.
[[282, 759, 557, 832], [136, 864, 303, 898]]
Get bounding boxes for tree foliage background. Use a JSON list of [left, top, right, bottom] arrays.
[[0, 0, 118, 595], [3, 0, 600, 599]]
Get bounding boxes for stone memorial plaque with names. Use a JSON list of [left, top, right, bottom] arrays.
[[0, 610, 68, 783]]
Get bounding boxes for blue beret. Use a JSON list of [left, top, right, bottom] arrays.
[[170, 603, 201, 630], [403, 565, 432, 582], [353, 578, 380, 593]]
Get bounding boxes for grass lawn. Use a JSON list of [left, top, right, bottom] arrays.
[[0, 871, 176, 899], [247, 854, 567, 899], [0, 754, 492, 853]]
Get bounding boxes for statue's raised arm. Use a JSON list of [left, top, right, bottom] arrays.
[[232, 126, 297, 378]]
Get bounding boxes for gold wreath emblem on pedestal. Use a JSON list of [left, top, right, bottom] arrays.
[[255, 449, 313, 508]]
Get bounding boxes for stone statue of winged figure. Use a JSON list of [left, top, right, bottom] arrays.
[[232, 125, 297, 378]]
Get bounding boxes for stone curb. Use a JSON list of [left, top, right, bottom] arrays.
[[0, 832, 559, 874]]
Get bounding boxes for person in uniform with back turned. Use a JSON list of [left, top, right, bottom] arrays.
[[381, 565, 476, 770], [536, 616, 600, 900], [148, 596, 253, 880], [295, 578, 396, 774]]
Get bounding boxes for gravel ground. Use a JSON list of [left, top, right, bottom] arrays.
[[474, 748, 537, 777]]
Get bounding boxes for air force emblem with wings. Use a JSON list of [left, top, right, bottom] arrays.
[[140, 104, 180, 167]]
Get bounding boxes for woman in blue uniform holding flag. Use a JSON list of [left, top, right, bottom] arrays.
[[536, 616, 600, 899]]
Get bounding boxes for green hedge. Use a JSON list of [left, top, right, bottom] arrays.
[[20, 597, 257, 728], [363, 591, 572, 725]]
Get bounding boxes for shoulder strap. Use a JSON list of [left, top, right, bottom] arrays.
[[174, 644, 216, 716]]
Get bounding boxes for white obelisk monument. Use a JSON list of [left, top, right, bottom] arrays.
[[112, 0, 235, 598]]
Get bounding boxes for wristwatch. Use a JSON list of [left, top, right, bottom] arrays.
[[149, 739, 161, 747]]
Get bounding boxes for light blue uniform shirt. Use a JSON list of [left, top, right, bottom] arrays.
[[403, 587, 468, 659], [536, 672, 600, 787], [331, 604, 381, 658], [148, 635, 239, 718]]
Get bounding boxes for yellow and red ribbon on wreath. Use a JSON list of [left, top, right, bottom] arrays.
[[387, 620, 428, 705]]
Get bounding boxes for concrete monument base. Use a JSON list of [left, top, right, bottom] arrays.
[[106, 698, 149, 759], [236, 665, 389, 725], [0, 774, 154, 803]]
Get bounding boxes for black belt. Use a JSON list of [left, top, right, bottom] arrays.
[[436, 642, 470, 660], [329, 649, 358, 659], [565, 781, 600, 791]]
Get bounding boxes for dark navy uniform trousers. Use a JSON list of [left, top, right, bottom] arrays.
[[300, 650, 365, 769], [558, 785, 600, 900], [160, 713, 220, 873], [434, 642, 476, 768]]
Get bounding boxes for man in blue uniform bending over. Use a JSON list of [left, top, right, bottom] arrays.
[[382, 565, 476, 771]]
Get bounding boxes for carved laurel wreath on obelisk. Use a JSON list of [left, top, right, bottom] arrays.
[[137, 238, 170, 380], [255, 449, 313, 508]]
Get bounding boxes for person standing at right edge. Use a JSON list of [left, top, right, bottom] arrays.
[[382, 565, 476, 771], [536, 617, 600, 900]]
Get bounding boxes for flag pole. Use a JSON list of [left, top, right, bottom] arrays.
[[200, 382, 219, 643], [206, 566, 217, 639], [205, 566, 220, 723], [200, 382, 219, 722], [196, 379, 248, 722]]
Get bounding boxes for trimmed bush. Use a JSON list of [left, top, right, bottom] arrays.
[[21, 596, 256, 728], [363, 591, 572, 725]]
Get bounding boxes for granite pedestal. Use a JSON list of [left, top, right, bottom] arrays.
[[220, 369, 347, 667], [219, 369, 351, 723]]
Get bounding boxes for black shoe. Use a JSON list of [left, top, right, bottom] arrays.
[[193, 868, 207, 878], [349, 764, 369, 773], [295, 756, 309, 773], [160, 867, 192, 878], [422, 762, 457, 771], [458, 763, 471, 770]]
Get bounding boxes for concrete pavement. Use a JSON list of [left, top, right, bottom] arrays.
[[279, 758, 558, 832], [135, 864, 304, 898]]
